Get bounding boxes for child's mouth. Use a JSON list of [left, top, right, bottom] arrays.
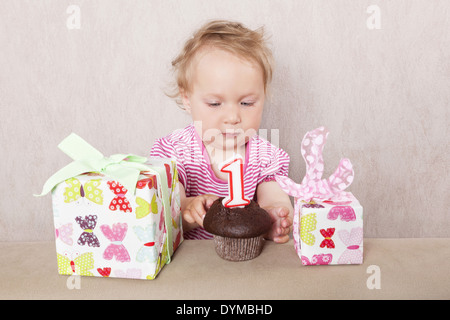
[[222, 132, 240, 138]]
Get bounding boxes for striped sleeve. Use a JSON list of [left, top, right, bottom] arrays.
[[150, 137, 187, 188], [183, 227, 214, 240], [256, 141, 290, 184]]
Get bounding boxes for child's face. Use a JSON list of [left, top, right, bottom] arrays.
[[182, 47, 265, 154]]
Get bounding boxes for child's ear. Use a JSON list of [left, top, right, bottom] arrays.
[[180, 89, 191, 114]]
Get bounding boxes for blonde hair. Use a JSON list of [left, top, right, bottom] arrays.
[[168, 20, 274, 107]]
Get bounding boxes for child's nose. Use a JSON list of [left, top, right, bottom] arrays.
[[224, 104, 241, 124]]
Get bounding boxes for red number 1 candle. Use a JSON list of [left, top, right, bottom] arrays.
[[220, 154, 250, 208]]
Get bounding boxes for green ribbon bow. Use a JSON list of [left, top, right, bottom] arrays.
[[36, 133, 152, 196]]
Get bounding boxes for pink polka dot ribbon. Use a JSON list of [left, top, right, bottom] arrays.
[[275, 127, 354, 202]]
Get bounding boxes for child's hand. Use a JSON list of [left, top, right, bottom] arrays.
[[182, 194, 219, 228], [261, 206, 292, 244]]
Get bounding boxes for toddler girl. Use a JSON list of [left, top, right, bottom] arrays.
[[150, 20, 293, 243]]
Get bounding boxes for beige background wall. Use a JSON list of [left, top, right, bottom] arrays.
[[1, 0, 448, 241]]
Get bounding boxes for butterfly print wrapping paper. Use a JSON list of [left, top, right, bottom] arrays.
[[51, 158, 183, 279], [276, 127, 363, 265]]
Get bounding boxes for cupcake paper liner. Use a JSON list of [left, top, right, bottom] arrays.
[[213, 235, 265, 261]]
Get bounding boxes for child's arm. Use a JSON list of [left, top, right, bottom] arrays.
[[179, 182, 219, 232], [256, 180, 294, 243]]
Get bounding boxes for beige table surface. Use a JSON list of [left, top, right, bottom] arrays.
[[0, 239, 449, 300]]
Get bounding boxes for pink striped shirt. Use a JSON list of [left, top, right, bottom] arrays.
[[150, 123, 290, 239]]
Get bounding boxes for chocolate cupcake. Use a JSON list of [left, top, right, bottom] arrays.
[[203, 198, 272, 261]]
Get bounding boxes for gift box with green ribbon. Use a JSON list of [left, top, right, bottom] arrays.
[[36, 133, 183, 279]]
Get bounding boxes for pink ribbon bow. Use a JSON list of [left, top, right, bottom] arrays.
[[275, 126, 354, 202]]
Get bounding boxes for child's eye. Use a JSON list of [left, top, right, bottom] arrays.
[[241, 101, 255, 107], [207, 102, 221, 107]]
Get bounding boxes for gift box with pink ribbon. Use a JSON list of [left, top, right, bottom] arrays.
[[36, 133, 183, 279], [276, 127, 363, 265]]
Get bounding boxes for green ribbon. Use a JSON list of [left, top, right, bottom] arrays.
[[35, 133, 152, 197], [148, 165, 173, 263]]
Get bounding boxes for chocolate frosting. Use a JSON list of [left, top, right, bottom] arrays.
[[203, 198, 272, 238]]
